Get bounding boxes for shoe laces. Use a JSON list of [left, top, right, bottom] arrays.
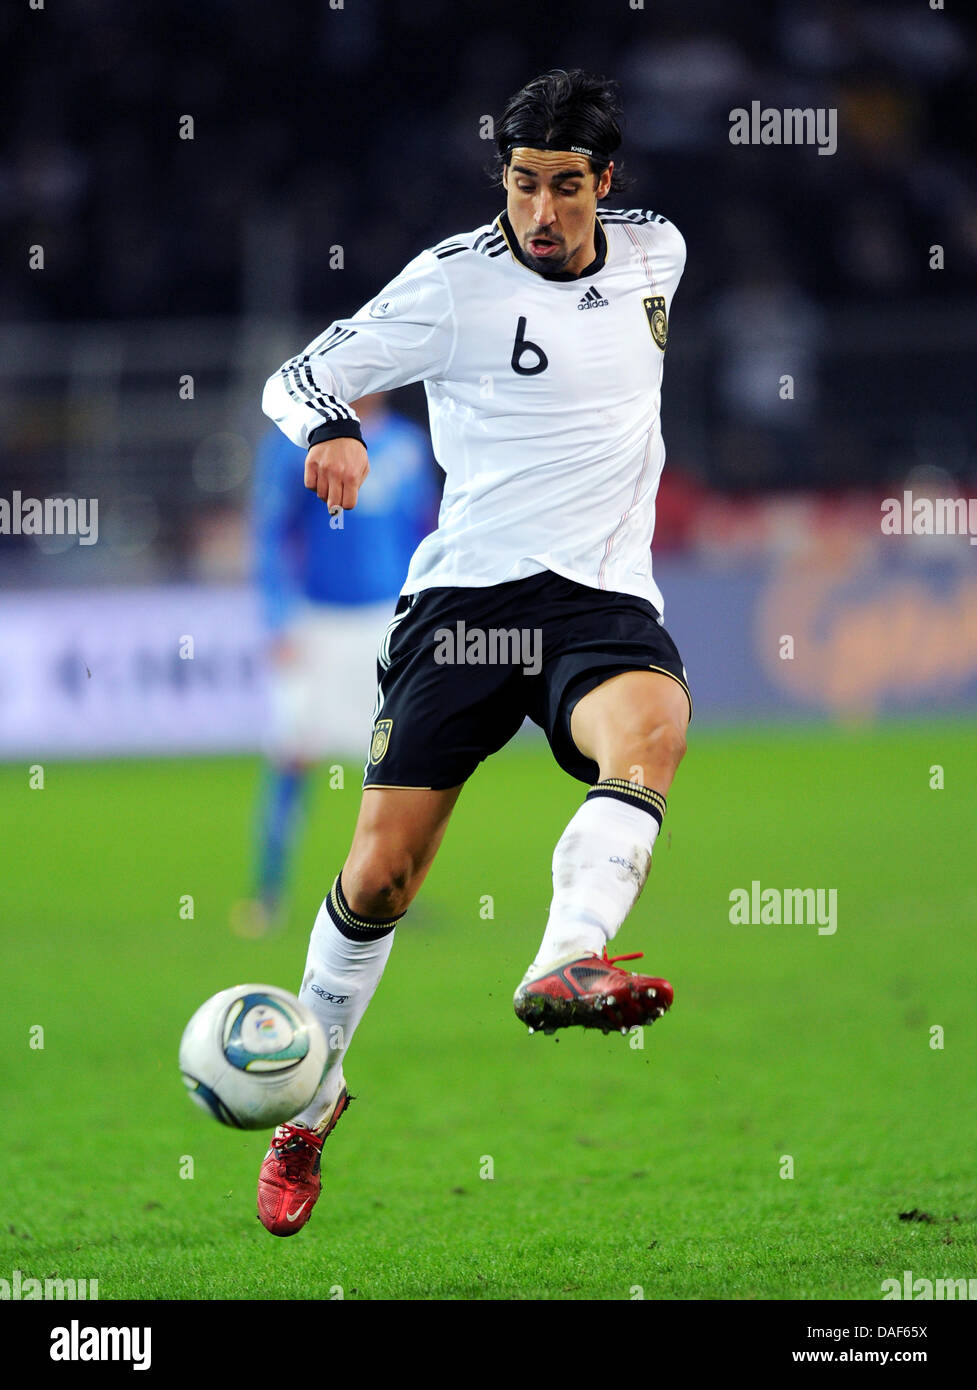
[[600, 948, 643, 968], [269, 1123, 321, 1172]]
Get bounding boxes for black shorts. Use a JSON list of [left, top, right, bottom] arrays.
[[363, 570, 692, 790]]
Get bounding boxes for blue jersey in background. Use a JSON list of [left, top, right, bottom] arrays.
[[254, 405, 440, 631]]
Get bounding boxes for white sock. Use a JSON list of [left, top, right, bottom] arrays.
[[530, 782, 665, 974], [292, 877, 397, 1130]]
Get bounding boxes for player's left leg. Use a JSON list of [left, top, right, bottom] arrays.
[[569, 668, 689, 792], [515, 670, 689, 1033]]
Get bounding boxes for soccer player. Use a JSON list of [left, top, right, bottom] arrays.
[[234, 392, 438, 937], [256, 69, 691, 1236]]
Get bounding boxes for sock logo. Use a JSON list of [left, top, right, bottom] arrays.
[[609, 854, 643, 887], [310, 984, 350, 1004]]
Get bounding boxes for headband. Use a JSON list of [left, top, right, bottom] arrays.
[[503, 141, 612, 166]]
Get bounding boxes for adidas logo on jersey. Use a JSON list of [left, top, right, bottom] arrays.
[[577, 285, 609, 311]]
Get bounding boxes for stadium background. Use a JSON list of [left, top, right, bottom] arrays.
[[3, 0, 976, 1305]]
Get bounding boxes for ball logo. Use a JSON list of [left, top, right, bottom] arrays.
[[247, 1011, 287, 1051], [222, 993, 310, 1072]]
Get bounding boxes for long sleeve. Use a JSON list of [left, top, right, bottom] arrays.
[[262, 249, 455, 450]]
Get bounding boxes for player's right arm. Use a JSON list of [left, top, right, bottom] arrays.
[[301, 434, 370, 512], [262, 250, 454, 510]]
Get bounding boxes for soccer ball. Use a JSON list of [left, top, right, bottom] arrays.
[[179, 984, 327, 1130]]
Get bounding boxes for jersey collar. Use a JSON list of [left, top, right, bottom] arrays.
[[497, 210, 608, 282]]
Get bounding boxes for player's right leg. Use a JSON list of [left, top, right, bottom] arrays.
[[295, 781, 463, 1126], [257, 580, 525, 1236], [256, 783, 460, 1236]]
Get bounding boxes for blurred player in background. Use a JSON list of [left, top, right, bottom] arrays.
[[232, 392, 439, 937]]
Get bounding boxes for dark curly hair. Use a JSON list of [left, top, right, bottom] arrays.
[[491, 68, 633, 194]]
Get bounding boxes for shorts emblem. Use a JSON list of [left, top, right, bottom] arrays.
[[370, 718, 393, 764]]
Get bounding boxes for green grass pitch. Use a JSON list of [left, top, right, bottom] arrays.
[[2, 723, 974, 1300]]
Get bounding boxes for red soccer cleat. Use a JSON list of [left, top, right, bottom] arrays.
[[513, 948, 673, 1035], [256, 1088, 351, 1237]]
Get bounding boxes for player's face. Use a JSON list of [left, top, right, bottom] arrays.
[[503, 148, 613, 275]]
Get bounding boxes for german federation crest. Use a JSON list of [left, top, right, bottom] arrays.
[[370, 718, 393, 764], [643, 295, 668, 350]]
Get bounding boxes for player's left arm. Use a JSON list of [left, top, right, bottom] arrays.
[[646, 215, 687, 304]]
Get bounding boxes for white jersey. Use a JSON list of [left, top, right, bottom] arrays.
[[262, 208, 685, 613]]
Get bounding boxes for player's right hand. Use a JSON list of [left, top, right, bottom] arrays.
[[303, 437, 369, 513]]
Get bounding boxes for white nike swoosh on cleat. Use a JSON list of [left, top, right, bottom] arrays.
[[285, 1198, 311, 1222]]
